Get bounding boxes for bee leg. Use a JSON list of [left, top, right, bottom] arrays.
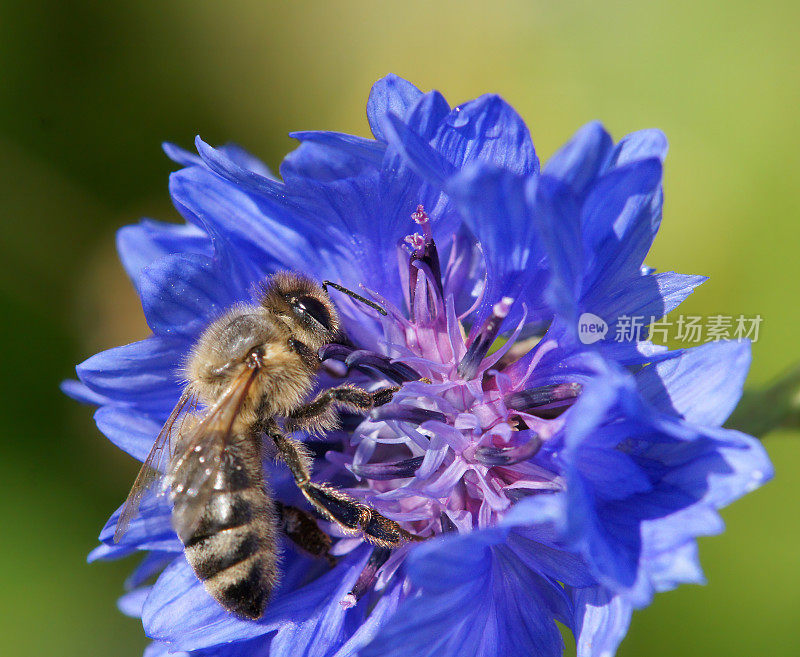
[[274, 501, 335, 565], [285, 384, 401, 434], [287, 338, 321, 369], [265, 424, 421, 549], [300, 483, 422, 548]]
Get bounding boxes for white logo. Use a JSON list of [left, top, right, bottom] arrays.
[[578, 312, 608, 344]]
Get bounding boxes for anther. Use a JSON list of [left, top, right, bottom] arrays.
[[405, 205, 444, 311], [505, 382, 582, 418], [370, 405, 446, 425], [351, 456, 425, 480], [340, 547, 393, 609], [457, 296, 515, 380], [473, 433, 542, 466], [343, 350, 421, 383], [439, 512, 458, 534]]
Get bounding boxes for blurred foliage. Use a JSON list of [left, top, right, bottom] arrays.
[[729, 365, 800, 437], [0, 1, 797, 655]]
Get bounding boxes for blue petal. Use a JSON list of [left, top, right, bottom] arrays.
[[94, 406, 162, 462], [162, 142, 202, 167], [168, 167, 311, 280], [139, 252, 244, 338], [90, 497, 180, 562], [527, 174, 584, 323], [556, 362, 773, 605], [195, 136, 288, 203], [501, 496, 596, 587], [574, 276, 706, 371], [60, 378, 110, 406], [119, 586, 152, 618], [584, 272, 706, 351], [383, 112, 455, 188], [362, 528, 571, 657], [665, 425, 773, 510], [605, 129, 669, 169], [434, 94, 539, 174], [403, 90, 452, 141], [572, 587, 632, 657], [330, 580, 404, 657], [144, 549, 368, 652], [445, 164, 550, 326], [288, 131, 386, 176], [367, 74, 423, 142], [377, 91, 462, 244], [636, 341, 751, 426], [216, 142, 275, 178], [581, 159, 663, 288], [544, 121, 613, 197], [269, 549, 377, 657], [125, 551, 177, 590], [75, 337, 184, 414], [117, 219, 212, 291]]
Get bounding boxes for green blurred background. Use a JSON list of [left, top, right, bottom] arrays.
[[1, 0, 798, 655]]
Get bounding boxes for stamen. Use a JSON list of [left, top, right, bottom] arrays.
[[340, 546, 392, 609], [473, 433, 542, 466], [370, 405, 447, 425], [322, 359, 349, 378], [344, 350, 421, 383], [405, 206, 444, 313], [351, 456, 424, 480], [439, 512, 458, 534], [319, 343, 354, 361], [412, 204, 433, 239], [505, 488, 538, 503], [505, 383, 581, 418], [457, 296, 514, 380]]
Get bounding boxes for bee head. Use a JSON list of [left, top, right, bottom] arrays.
[[258, 272, 341, 351]]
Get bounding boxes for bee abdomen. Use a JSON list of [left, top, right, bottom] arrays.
[[183, 488, 279, 620]]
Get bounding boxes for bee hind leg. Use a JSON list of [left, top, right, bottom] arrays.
[[275, 501, 335, 565], [265, 423, 420, 549]]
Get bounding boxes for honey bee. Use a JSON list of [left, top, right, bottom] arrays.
[[113, 272, 416, 619]]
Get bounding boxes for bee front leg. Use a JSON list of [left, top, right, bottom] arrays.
[[286, 384, 401, 434]]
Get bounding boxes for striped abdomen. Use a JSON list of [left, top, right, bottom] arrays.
[[179, 440, 279, 620]]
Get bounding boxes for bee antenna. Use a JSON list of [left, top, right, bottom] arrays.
[[322, 281, 387, 316]]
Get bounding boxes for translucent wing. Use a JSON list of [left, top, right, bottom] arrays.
[[113, 388, 199, 543], [165, 366, 259, 544]]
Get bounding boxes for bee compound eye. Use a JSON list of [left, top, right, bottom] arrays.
[[293, 295, 333, 332]]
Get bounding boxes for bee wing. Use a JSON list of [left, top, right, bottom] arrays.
[[113, 388, 199, 543], [166, 366, 259, 544]]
